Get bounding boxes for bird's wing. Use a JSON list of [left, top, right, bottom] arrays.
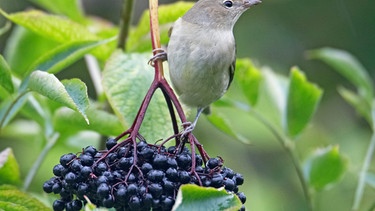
[[227, 46, 236, 90], [168, 26, 173, 38]]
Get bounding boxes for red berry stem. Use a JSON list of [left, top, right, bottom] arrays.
[[160, 88, 181, 144]]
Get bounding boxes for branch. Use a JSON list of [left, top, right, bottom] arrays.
[[250, 109, 313, 211], [352, 129, 375, 210], [117, 0, 134, 50]]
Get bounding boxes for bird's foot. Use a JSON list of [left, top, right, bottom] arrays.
[[148, 48, 167, 66], [181, 121, 196, 138]]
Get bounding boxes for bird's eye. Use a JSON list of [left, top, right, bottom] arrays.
[[223, 0, 233, 8]]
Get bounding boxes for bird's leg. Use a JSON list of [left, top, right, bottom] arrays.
[[181, 107, 204, 137], [148, 48, 167, 66]]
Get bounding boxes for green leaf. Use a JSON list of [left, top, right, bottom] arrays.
[[102, 51, 172, 141], [213, 98, 237, 108], [83, 196, 109, 211], [207, 113, 237, 137], [262, 68, 288, 115], [0, 148, 20, 185], [27, 38, 115, 75], [207, 110, 248, 143], [29, 71, 89, 123], [29, 0, 85, 22], [0, 9, 98, 43], [1, 9, 113, 60], [286, 67, 322, 137], [127, 2, 194, 52], [173, 184, 242, 211], [337, 86, 372, 125], [235, 58, 262, 106], [303, 145, 347, 191], [4, 26, 59, 77], [0, 55, 14, 94], [0, 202, 26, 210], [0, 185, 51, 211], [53, 107, 123, 136], [307, 47, 373, 102]]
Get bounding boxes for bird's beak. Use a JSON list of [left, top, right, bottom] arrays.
[[244, 0, 262, 8]]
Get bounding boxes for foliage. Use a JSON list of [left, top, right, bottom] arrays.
[[0, 148, 20, 185], [308, 47, 375, 210], [0, 0, 371, 210], [0, 185, 51, 211], [102, 52, 172, 140], [172, 184, 242, 211]]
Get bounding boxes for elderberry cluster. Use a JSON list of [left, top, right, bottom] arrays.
[[43, 139, 246, 211]]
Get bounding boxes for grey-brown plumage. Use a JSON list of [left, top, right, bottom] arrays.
[[167, 0, 261, 135]]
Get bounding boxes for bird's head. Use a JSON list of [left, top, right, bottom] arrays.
[[183, 0, 261, 29]]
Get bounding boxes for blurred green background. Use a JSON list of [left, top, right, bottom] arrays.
[[0, 0, 374, 210]]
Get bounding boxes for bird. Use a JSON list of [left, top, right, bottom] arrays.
[[153, 0, 261, 137]]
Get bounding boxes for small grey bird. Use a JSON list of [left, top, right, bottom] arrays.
[[155, 0, 261, 136]]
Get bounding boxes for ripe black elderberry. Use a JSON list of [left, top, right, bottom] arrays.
[[43, 138, 247, 211], [53, 199, 66, 211], [105, 138, 117, 150], [59, 153, 76, 167]]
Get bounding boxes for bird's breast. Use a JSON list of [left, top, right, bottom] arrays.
[[167, 19, 236, 108]]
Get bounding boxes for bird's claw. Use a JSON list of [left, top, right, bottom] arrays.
[[182, 121, 192, 126], [148, 48, 167, 66], [180, 122, 195, 138]]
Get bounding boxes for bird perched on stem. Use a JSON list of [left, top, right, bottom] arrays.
[[152, 0, 261, 136]]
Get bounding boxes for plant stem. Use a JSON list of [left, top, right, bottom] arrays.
[[161, 89, 180, 143], [130, 79, 159, 135], [0, 90, 29, 131], [0, 21, 11, 36], [352, 130, 375, 211], [23, 133, 60, 191], [117, 0, 134, 50], [250, 109, 313, 211], [148, 0, 187, 125], [85, 55, 103, 97]]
